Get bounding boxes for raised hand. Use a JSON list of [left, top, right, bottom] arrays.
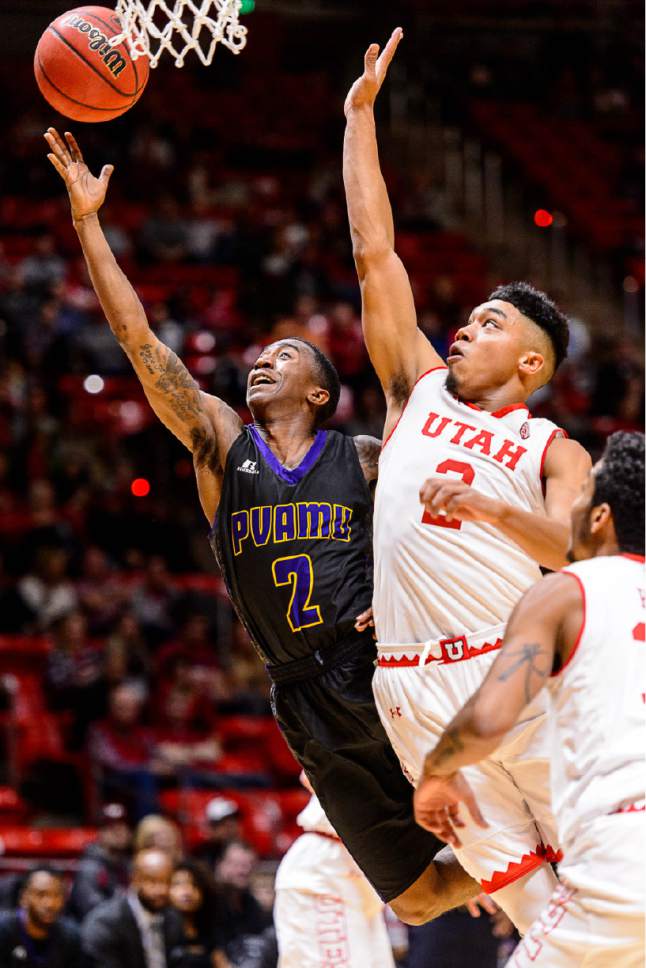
[[44, 128, 114, 221], [344, 27, 403, 117]]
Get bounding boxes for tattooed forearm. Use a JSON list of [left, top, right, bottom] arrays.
[[496, 642, 550, 704], [354, 435, 381, 483], [138, 343, 203, 423], [432, 727, 465, 768]]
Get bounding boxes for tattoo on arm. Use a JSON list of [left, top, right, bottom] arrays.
[[354, 436, 381, 483], [496, 643, 551, 704], [432, 727, 465, 768], [138, 342, 218, 470]]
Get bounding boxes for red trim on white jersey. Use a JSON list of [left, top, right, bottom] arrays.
[[381, 366, 448, 451], [539, 427, 569, 483], [551, 571, 586, 677], [621, 553, 645, 563], [461, 399, 532, 419]]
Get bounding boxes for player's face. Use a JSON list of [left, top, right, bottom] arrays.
[[567, 463, 598, 561], [446, 300, 540, 400], [246, 340, 317, 414]]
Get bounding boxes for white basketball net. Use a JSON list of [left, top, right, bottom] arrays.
[[111, 0, 249, 69]]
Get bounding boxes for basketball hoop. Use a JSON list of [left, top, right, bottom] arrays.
[[111, 0, 252, 69]]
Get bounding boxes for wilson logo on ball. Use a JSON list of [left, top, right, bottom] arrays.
[[62, 15, 126, 76]]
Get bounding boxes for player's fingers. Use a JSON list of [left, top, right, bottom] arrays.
[[463, 789, 489, 830], [376, 26, 403, 81], [447, 803, 465, 828], [65, 131, 84, 163], [100, 164, 115, 187], [466, 898, 481, 918], [46, 153, 67, 180], [364, 43, 379, 78], [477, 894, 498, 916], [46, 127, 72, 165]]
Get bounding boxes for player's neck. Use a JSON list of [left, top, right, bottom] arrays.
[[254, 413, 319, 468], [463, 382, 528, 413]]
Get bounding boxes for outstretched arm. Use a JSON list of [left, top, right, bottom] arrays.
[[343, 30, 443, 432], [420, 437, 591, 571], [413, 571, 582, 845], [45, 128, 242, 520]]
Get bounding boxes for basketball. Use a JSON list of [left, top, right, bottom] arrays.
[[34, 5, 149, 123]]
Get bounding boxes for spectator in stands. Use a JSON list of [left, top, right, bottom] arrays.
[[168, 859, 221, 967], [105, 611, 151, 689], [131, 556, 179, 647], [195, 797, 243, 868], [67, 802, 132, 922], [45, 609, 106, 747], [76, 545, 128, 635], [0, 867, 82, 967], [87, 682, 161, 819], [213, 841, 271, 961], [154, 653, 221, 775], [20, 235, 65, 292], [81, 847, 182, 968], [16, 546, 77, 632], [134, 815, 184, 865], [140, 196, 189, 264]]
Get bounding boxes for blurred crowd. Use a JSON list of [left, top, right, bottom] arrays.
[[0, 6, 643, 965], [0, 801, 277, 967]]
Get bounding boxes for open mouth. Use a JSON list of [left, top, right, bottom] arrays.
[[250, 373, 275, 387], [447, 343, 464, 361]]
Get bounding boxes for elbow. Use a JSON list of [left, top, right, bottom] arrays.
[[468, 700, 510, 743], [352, 241, 394, 279]]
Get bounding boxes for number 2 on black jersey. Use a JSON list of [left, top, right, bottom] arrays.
[[272, 554, 323, 633]]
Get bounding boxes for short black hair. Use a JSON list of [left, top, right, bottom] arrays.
[[295, 338, 341, 426], [21, 866, 63, 893], [593, 431, 645, 555], [488, 282, 569, 373]]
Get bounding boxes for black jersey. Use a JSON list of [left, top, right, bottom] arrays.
[[210, 425, 373, 666]]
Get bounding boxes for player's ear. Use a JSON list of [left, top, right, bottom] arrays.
[[518, 350, 545, 379], [308, 386, 330, 411], [589, 501, 612, 534]]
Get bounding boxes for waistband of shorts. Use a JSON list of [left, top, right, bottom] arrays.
[[266, 632, 370, 686], [376, 623, 506, 668], [611, 798, 646, 815]]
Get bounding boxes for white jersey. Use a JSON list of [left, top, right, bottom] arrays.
[[374, 366, 565, 643], [548, 554, 646, 853]]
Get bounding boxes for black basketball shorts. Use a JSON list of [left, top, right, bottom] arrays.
[[269, 630, 443, 903]]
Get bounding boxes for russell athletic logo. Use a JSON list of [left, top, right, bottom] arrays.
[[237, 459, 259, 475], [62, 15, 127, 77]]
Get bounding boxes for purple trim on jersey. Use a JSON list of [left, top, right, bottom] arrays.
[[248, 425, 327, 485]]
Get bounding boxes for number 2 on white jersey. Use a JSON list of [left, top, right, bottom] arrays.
[[422, 459, 475, 530]]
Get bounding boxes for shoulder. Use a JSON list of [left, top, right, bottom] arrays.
[[0, 910, 18, 937], [57, 917, 81, 944], [353, 435, 381, 483], [543, 435, 591, 480], [198, 392, 244, 467], [82, 894, 126, 928]]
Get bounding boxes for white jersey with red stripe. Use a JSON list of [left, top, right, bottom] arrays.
[[374, 365, 565, 644], [549, 554, 646, 854]]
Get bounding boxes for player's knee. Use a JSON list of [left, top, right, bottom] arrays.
[[389, 891, 442, 926]]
